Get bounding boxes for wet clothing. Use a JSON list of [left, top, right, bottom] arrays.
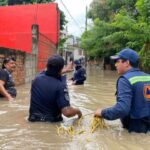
[[0, 69, 17, 98], [101, 68, 150, 133], [72, 66, 86, 85], [28, 72, 70, 122]]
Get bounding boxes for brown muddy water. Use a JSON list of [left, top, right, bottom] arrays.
[[0, 66, 150, 150]]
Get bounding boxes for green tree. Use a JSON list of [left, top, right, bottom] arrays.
[[81, 18, 115, 59], [60, 10, 68, 30], [0, 0, 7, 6], [107, 0, 137, 12], [81, 0, 150, 70], [88, 0, 111, 22], [136, 0, 150, 71], [88, 0, 137, 22]]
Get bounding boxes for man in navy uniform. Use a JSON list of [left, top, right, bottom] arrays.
[[28, 55, 82, 122], [71, 59, 86, 85], [94, 48, 150, 133]]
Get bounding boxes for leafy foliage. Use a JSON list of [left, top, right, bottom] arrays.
[[0, 0, 7, 6], [60, 10, 68, 30], [81, 0, 150, 70]]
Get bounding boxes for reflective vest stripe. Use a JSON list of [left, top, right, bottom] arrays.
[[129, 76, 150, 85]]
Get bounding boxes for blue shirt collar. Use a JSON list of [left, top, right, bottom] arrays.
[[125, 67, 140, 74]]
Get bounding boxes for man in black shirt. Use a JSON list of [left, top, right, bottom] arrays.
[[0, 57, 16, 101], [28, 55, 82, 122]]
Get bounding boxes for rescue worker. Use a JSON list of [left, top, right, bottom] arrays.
[[0, 57, 17, 101], [94, 48, 150, 133], [71, 59, 86, 85], [28, 55, 82, 122]]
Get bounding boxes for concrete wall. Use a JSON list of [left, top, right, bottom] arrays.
[[37, 32, 56, 72], [25, 53, 37, 83], [13, 52, 25, 85]]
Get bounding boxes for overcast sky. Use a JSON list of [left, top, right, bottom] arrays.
[[56, 0, 93, 37]]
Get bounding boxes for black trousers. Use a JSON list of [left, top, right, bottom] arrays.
[[28, 113, 63, 122]]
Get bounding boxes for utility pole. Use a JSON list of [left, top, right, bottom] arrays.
[[85, 6, 88, 32], [85, 5, 88, 67]]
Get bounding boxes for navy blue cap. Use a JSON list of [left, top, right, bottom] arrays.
[[74, 60, 81, 65], [47, 54, 64, 70], [110, 48, 139, 64]]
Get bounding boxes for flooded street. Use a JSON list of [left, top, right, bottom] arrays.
[[0, 66, 150, 150]]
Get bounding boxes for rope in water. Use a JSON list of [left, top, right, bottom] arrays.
[[57, 113, 108, 136], [90, 117, 108, 133]]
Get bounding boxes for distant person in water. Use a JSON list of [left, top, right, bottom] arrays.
[[70, 59, 86, 85]]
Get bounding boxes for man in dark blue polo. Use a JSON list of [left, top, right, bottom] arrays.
[[28, 55, 82, 122], [94, 48, 150, 133], [71, 59, 86, 85]]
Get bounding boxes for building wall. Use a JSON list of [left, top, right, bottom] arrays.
[[13, 52, 25, 85], [0, 3, 60, 53], [0, 3, 59, 84], [25, 53, 37, 83], [0, 25, 57, 85], [73, 48, 85, 60], [38, 32, 56, 72]]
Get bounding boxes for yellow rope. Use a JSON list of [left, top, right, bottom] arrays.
[[57, 114, 108, 136], [90, 117, 108, 133], [77, 116, 84, 126], [57, 125, 86, 136]]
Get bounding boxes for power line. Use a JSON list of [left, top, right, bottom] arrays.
[[59, 0, 82, 33]]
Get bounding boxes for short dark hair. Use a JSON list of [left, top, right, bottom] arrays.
[[119, 58, 139, 68], [2, 57, 16, 69], [45, 55, 64, 78], [130, 60, 139, 68]]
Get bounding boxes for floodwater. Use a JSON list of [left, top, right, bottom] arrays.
[[0, 66, 150, 150]]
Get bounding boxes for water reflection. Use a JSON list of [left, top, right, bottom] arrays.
[[0, 66, 150, 150]]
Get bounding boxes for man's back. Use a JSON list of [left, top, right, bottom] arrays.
[[29, 73, 70, 122]]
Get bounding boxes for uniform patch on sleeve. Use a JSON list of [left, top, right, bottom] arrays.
[[64, 88, 70, 101], [144, 84, 150, 100]]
